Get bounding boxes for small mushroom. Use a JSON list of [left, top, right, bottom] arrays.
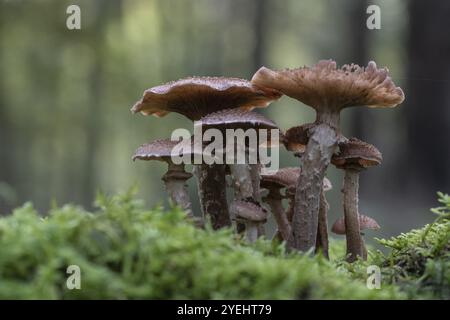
[[132, 139, 199, 223], [331, 137, 382, 262], [252, 60, 404, 252], [131, 77, 281, 230], [332, 214, 380, 260], [260, 167, 301, 241], [230, 199, 268, 243]]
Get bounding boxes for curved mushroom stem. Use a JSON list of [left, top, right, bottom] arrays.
[[343, 169, 364, 262], [288, 123, 338, 252], [196, 163, 231, 229], [250, 163, 265, 237], [315, 188, 330, 259], [264, 190, 291, 241]]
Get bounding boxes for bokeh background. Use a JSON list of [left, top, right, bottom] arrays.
[[0, 0, 449, 245]]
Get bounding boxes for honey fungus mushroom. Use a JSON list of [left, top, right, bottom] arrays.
[[230, 199, 268, 243], [332, 214, 380, 260], [331, 137, 382, 262], [132, 139, 198, 222], [131, 77, 281, 230], [260, 167, 301, 241], [252, 60, 404, 252]]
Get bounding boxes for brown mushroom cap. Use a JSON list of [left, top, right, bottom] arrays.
[[331, 214, 380, 235], [230, 200, 267, 222], [261, 167, 331, 192], [131, 77, 282, 121], [251, 60, 404, 112], [260, 167, 301, 190], [132, 138, 199, 163], [332, 137, 382, 170], [283, 123, 315, 154]]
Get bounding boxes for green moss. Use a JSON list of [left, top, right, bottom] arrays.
[[0, 189, 402, 299], [343, 192, 450, 299]]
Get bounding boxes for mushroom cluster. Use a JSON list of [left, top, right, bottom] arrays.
[[130, 60, 404, 261]]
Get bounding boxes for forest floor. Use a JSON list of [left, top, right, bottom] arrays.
[[0, 190, 448, 299]]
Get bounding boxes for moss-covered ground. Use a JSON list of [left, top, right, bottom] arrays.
[[0, 190, 448, 299]]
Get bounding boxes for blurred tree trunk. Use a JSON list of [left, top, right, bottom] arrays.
[[82, 0, 122, 208], [404, 0, 450, 192], [0, 10, 14, 213], [252, 0, 268, 71], [348, 0, 368, 140]]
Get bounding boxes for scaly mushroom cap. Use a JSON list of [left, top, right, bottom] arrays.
[[331, 214, 381, 235], [332, 137, 382, 170], [283, 123, 315, 154], [132, 138, 198, 163], [251, 60, 404, 112], [131, 77, 282, 121], [230, 200, 267, 222]]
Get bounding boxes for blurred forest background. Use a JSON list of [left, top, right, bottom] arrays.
[[0, 0, 449, 243]]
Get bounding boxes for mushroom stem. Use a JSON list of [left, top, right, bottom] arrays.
[[264, 190, 291, 241], [162, 164, 194, 218], [245, 221, 259, 243], [196, 163, 231, 229], [343, 169, 364, 262], [250, 163, 265, 237], [361, 236, 368, 260], [315, 188, 330, 259], [286, 192, 295, 222], [315, 108, 341, 129], [229, 164, 254, 200], [288, 123, 338, 252], [250, 163, 262, 202]]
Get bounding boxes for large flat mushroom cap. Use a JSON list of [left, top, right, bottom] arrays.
[[131, 77, 282, 121], [331, 214, 380, 235], [251, 60, 404, 112], [332, 137, 382, 169], [230, 200, 267, 222], [132, 138, 199, 163]]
